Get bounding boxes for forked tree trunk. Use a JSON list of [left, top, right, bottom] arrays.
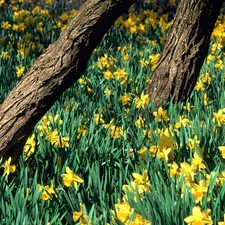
[[0, 0, 136, 162], [146, 0, 224, 107]]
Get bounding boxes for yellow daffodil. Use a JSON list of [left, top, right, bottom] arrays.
[[112, 201, 133, 223], [123, 53, 129, 61], [114, 68, 127, 80], [0, 0, 4, 7], [46, 0, 54, 5], [73, 203, 92, 224], [138, 146, 150, 160], [179, 162, 196, 182], [218, 214, 225, 225], [104, 87, 112, 97], [38, 183, 55, 201], [103, 70, 114, 80], [168, 161, 179, 177], [109, 125, 124, 138], [122, 181, 146, 202], [46, 129, 69, 147], [77, 124, 88, 139], [149, 53, 160, 71], [97, 54, 114, 70], [201, 72, 211, 85], [130, 213, 151, 225], [187, 136, 202, 154], [1, 21, 11, 29], [16, 65, 25, 77], [191, 152, 206, 171], [184, 206, 213, 225], [205, 172, 223, 187], [213, 109, 225, 127], [139, 58, 149, 68], [195, 81, 205, 91], [1, 51, 9, 59], [191, 180, 208, 204], [218, 146, 225, 158], [37, 115, 51, 136], [94, 113, 105, 125], [135, 92, 150, 109], [183, 102, 194, 112], [61, 166, 84, 189], [175, 116, 191, 129], [135, 115, 145, 128], [132, 170, 150, 191], [169, 0, 176, 7], [153, 107, 170, 122], [23, 133, 37, 160], [121, 93, 132, 106], [157, 128, 176, 161], [2, 157, 16, 176]]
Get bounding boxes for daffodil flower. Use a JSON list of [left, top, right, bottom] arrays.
[[61, 166, 84, 189]]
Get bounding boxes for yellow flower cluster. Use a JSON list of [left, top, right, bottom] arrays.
[[46, 129, 69, 148], [116, 9, 172, 40], [110, 170, 151, 224], [37, 114, 69, 148], [138, 126, 176, 162], [36, 166, 83, 203], [167, 151, 225, 206], [212, 14, 225, 45], [153, 106, 170, 122], [111, 201, 151, 225], [104, 119, 124, 139], [38, 183, 56, 201], [135, 92, 150, 109]]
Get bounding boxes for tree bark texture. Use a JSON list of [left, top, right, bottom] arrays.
[[146, 0, 224, 108], [0, 0, 136, 162]]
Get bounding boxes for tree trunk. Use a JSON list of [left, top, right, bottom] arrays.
[[0, 0, 136, 162], [146, 0, 224, 108]]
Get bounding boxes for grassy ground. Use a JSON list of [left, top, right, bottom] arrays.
[[0, 0, 225, 224]]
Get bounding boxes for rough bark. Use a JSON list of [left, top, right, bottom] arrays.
[[146, 0, 224, 108], [0, 0, 136, 162]]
